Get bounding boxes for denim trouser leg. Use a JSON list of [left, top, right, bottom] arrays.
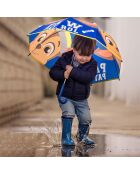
[[73, 99, 92, 125], [57, 97, 76, 118], [57, 96, 91, 124]]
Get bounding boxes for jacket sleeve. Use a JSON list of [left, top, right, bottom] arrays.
[[49, 58, 65, 82], [69, 61, 97, 84]]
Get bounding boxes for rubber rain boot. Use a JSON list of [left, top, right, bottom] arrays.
[[61, 116, 75, 146], [77, 124, 95, 146]]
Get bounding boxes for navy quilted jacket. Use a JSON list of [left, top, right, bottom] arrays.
[[49, 51, 97, 101]]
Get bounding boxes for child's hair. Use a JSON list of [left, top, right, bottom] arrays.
[[72, 35, 96, 56]]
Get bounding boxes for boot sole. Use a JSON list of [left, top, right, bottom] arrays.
[[62, 144, 75, 147], [78, 141, 96, 147]]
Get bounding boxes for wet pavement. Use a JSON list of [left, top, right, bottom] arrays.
[[1, 95, 140, 157], [0, 132, 140, 157]]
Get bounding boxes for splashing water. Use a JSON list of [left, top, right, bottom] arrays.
[[39, 118, 61, 147]]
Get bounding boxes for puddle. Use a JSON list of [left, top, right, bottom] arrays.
[[0, 132, 140, 157], [1, 118, 140, 156]]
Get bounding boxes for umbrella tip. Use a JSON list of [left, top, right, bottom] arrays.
[[28, 52, 31, 56]]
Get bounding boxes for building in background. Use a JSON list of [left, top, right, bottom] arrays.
[[0, 17, 139, 124], [104, 18, 140, 106], [0, 17, 55, 123]]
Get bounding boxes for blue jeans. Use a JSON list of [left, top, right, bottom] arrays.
[[57, 96, 92, 125]]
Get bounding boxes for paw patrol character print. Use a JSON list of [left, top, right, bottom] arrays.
[[100, 30, 122, 61], [29, 29, 61, 64], [94, 48, 114, 61]]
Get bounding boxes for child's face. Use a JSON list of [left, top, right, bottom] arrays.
[[73, 49, 92, 64]]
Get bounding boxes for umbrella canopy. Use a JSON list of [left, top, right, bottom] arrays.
[[28, 17, 122, 84]]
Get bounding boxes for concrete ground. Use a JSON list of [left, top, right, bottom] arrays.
[[1, 94, 140, 136]]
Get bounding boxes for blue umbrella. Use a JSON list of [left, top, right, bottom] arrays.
[[28, 17, 123, 103]]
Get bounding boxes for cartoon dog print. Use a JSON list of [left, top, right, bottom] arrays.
[[29, 29, 61, 64]]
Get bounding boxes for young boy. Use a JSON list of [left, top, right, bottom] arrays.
[[49, 35, 97, 146]]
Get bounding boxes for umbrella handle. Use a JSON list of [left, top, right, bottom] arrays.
[[58, 79, 68, 104], [58, 60, 73, 104]]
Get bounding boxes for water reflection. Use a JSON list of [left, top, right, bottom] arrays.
[[61, 146, 75, 157], [75, 144, 95, 157], [0, 133, 140, 157]]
